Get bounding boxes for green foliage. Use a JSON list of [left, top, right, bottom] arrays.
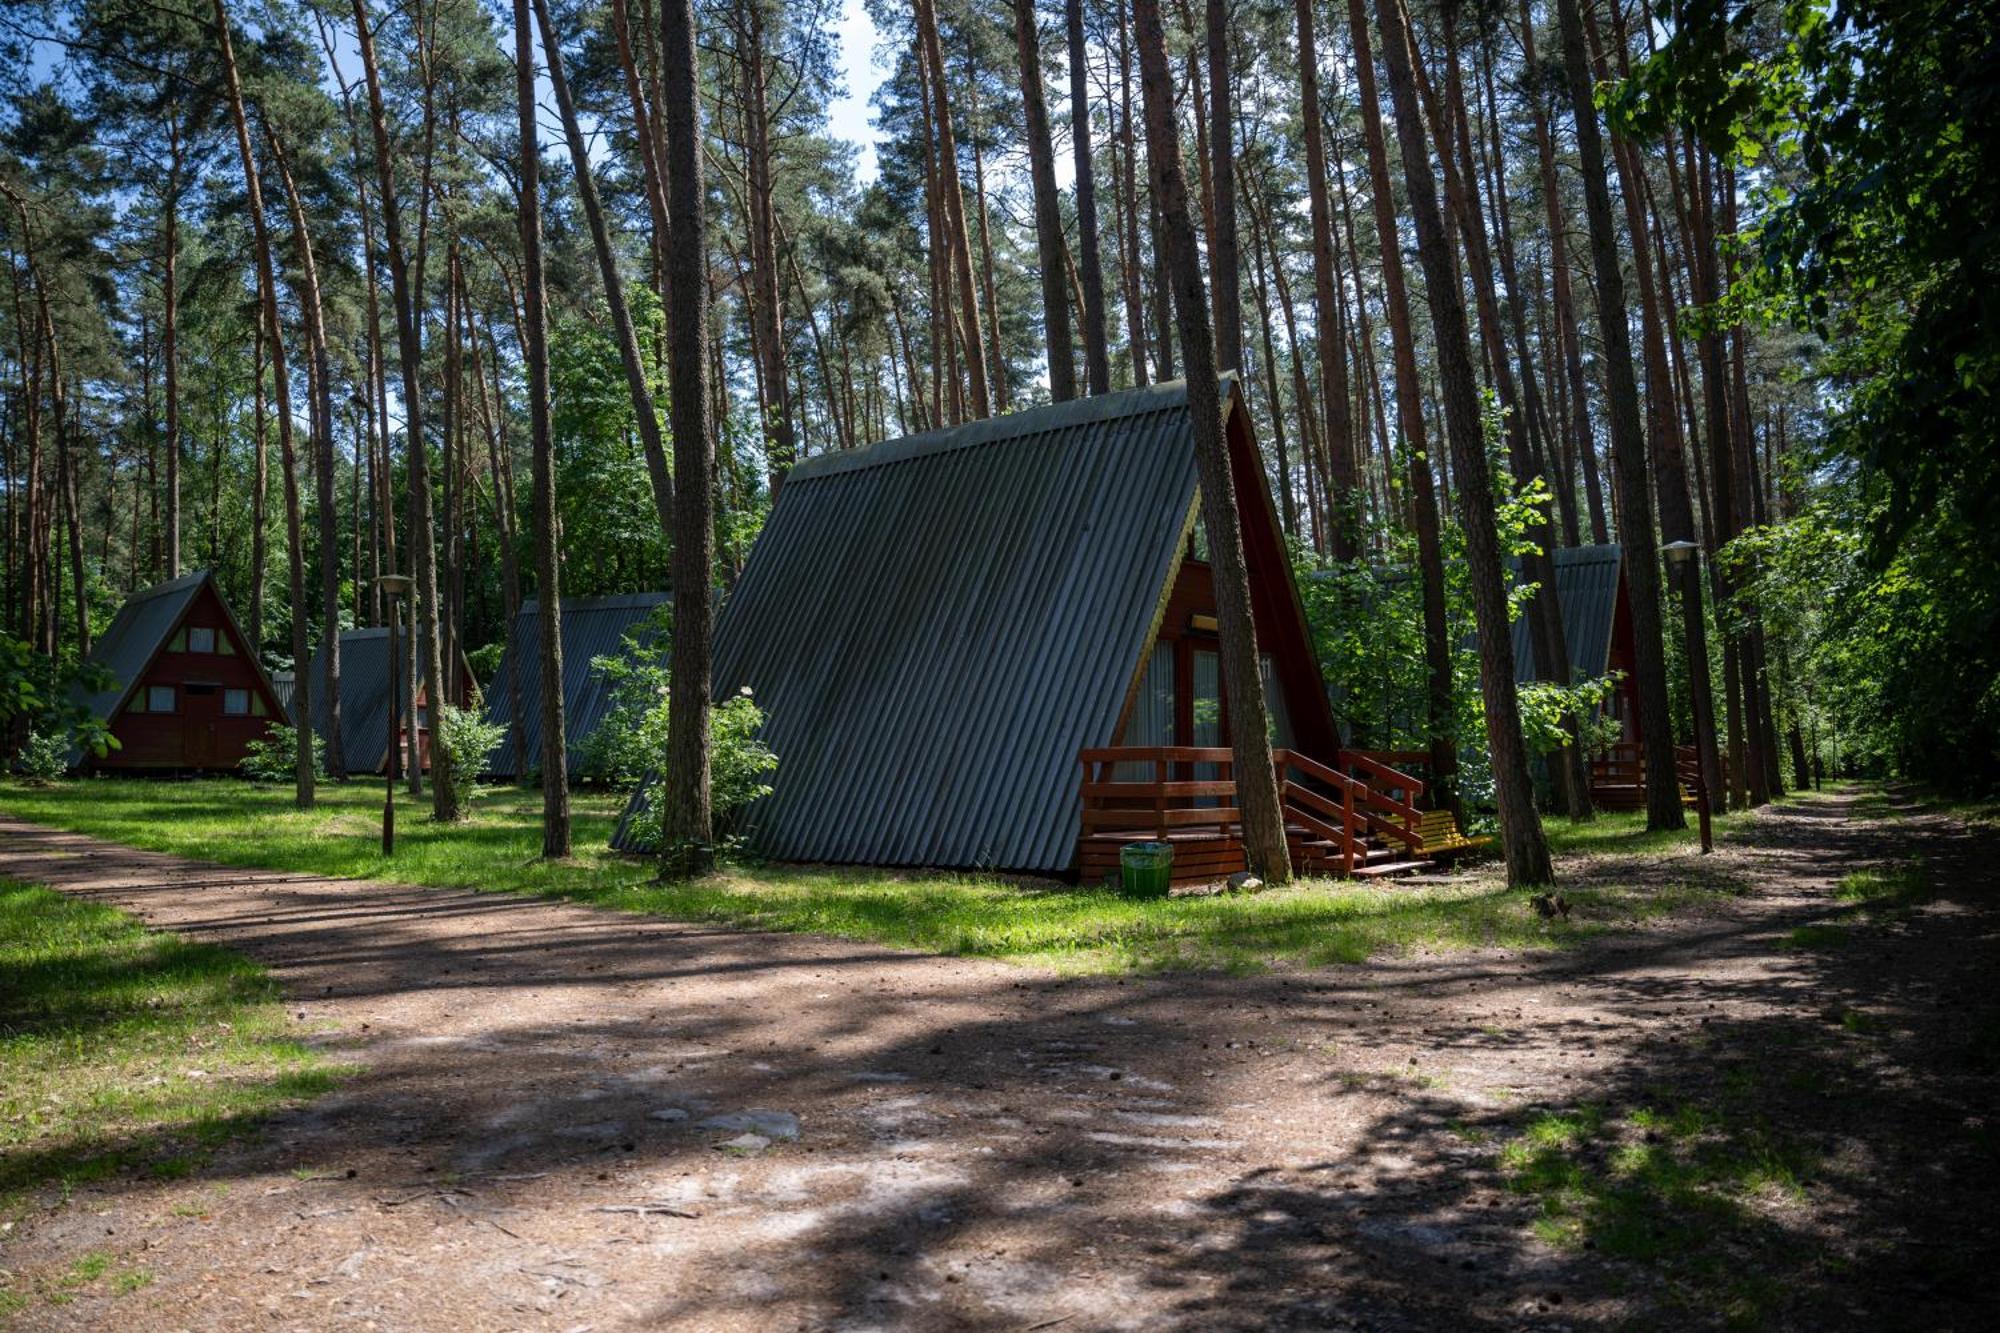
[[1517, 674, 1623, 760], [1295, 446, 1594, 813], [13, 728, 69, 784], [1625, 0, 2000, 791], [430, 704, 506, 814], [576, 608, 779, 840], [240, 724, 323, 784]]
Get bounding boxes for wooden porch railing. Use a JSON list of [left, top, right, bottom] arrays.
[[1077, 746, 1427, 876]]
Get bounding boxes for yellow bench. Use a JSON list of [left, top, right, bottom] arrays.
[[1414, 809, 1493, 858]]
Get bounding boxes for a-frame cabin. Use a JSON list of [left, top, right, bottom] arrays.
[[71, 570, 287, 771], [300, 629, 476, 774], [613, 380, 1433, 884]]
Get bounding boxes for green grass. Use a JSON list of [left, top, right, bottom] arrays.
[[1501, 1094, 1814, 1325], [0, 877, 346, 1212], [1833, 862, 1933, 917], [0, 778, 1727, 974], [1544, 806, 1744, 857]]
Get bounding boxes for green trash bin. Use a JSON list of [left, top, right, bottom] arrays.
[[1119, 841, 1174, 898]]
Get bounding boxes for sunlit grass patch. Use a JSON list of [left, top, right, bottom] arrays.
[[1501, 1095, 1814, 1321], [1783, 922, 1851, 950], [0, 879, 347, 1211], [1, 779, 1727, 974], [1833, 862, 1933, 917], [1544, 807, 1744, 858]]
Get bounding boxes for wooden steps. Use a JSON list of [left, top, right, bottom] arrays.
[[1074, 746, 1438, 887], [1351, 859, 1430, 879]]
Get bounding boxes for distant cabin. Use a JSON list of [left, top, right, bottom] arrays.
[[301, 629, 475, 773], [1509, 543, 1639, 736], [484, 591, 670, 779], [611, 378, 1408, 882], [70, 570, 287, 771], [1509, 543, 1664, 809]]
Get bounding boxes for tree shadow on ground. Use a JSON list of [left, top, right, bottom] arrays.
[[0, 793, 1993, 1329]]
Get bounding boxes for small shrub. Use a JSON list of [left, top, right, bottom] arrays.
[[431, 703, 506, 812], [241, 724, 323, 783], [622, 691, 780, 856], [13, 726, 68, 783]]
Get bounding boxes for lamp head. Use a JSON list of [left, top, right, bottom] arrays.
[[375, 573, 415, 598], [1660, 540, 1700, 566]]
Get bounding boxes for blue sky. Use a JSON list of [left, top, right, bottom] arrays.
[[828, 0, 886, 183]]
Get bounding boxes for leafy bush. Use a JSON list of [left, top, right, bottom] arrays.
[[13, 727, 69, 784], [431, 703, 506, 813], [1517, 674, 1624, 760], [241, 724, 323, 783]]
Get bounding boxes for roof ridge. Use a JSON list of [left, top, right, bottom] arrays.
[[784, 380, 1200, 485], [517, 590, 671, 615]]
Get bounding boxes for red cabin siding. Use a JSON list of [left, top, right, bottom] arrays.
[[95, 582, 283, 771]]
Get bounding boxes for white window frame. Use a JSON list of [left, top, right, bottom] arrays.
[[186, 626, 216, 654], [223, 688, 250, 716], [147, 685, 177, 714]]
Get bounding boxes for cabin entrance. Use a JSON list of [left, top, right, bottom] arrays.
[[183, 683, 221, 766]]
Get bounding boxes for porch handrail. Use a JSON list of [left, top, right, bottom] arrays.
[[1078, 743, 1431, 868]]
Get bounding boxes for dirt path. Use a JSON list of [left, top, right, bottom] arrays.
[[2, 790, 1995, 1331]]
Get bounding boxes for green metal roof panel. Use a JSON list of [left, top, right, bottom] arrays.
[[485, 591, 671, 777], [623, 381, 1205, 873], [1511, 544, 1624, 684], [71, 570, 213, 724], [304, 629, 396, 767]]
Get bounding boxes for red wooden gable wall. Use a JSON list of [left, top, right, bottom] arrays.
[[96, 581, 284, 770]]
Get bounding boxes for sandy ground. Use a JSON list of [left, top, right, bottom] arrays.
[[0, 788, 1995, 1331]]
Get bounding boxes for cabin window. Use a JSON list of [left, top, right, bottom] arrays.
[[250, 694, 267, 717], [168, 629, 186, 652], [187, 627, 215, 654], [147, 685, 177, 713], [1113, 643, 1175, 782], [223, 689, 250, 716], [216, 634, 234, 655]]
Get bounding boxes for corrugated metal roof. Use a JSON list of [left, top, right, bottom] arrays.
[[270, 671, 295, 714], [1511, 544, 1624, 684], [485, 591, 671, 777], [71, 570, 214, 724], [305, 630, 395, 770], [618, 381, 1210, 872]]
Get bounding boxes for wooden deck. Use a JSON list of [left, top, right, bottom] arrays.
[[1590, 741, 1703, 811], [1076, 747, 1435, 886]]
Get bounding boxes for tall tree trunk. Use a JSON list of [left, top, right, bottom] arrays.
[[1204, 0, 1243, 374], [267, 124, 346, 781], [1344, 0, 1459, 811], [1430, 5, 1588, 820], [1116, 5, 1149, 388], [352, 0, 455, 820], [660, 0, 715, 874], [1552, 0, 1682, 830], [163, 121, 182, 580], [1595, 5, 1725, 809], [250, 319, 267, 653], [913, 0, 990, 418], [1066, 0, 1111, 394], [514, 0, 567, 849], [1014, 0, 1077, 401], [212, 0, 313, 808], [1294, 0, 1358, 560], [1133, 0, 1291, 884], [1518, 0, 1607, 545], [534, 0, 674, 529], [1375, 0, 1550, 884]]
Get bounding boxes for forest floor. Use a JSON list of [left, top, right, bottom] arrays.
[[0, 783, 1994, 1330]]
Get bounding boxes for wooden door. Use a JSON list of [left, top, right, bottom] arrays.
[[183, 684, 221, 767]]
